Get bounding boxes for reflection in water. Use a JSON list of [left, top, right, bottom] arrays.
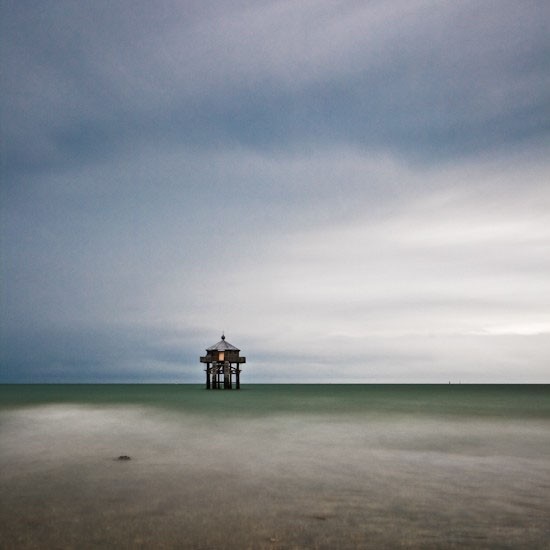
[[1, 401, 549, 548]]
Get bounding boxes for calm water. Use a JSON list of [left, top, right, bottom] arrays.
[[1, 384, 549, 549]]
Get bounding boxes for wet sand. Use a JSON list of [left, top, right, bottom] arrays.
[[1, 387, 549, 548]]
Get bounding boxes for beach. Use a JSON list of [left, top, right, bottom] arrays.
[[1, 384, 549, 549]]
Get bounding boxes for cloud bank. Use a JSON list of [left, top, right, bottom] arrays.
[[1, 1, 549, 382]]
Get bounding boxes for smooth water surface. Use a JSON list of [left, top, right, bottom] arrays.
[[1, 384, 549, 549]]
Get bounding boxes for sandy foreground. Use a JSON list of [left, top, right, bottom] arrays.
[[1, 404, 549, 549]]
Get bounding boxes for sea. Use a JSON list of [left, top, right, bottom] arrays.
[[1, 384, 549, 549]]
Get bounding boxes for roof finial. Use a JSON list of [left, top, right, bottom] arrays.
[[221, 332, 225, 340]]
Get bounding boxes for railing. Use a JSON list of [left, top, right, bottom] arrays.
[[200, 356, 246, 363]]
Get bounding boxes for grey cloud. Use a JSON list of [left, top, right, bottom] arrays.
[[0, 323, 202, 383], [1, 1, 549, 383], [2, 1, 549, 177]]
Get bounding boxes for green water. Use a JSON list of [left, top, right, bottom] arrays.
[[1, 384, 549, 549], [1, 384, 549, 419]]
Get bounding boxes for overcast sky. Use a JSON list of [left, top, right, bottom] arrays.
[[1, 0, 549, 383]]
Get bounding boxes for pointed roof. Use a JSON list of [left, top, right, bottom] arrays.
[[206, 334, 240, 352]]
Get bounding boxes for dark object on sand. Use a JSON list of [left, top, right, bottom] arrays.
[[117, 455, 131, 460]]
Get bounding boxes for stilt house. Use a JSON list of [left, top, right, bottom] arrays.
[[200, 334, 246, 389]]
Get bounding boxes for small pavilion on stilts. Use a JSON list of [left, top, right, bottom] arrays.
[[200, 334, 246, 389]]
